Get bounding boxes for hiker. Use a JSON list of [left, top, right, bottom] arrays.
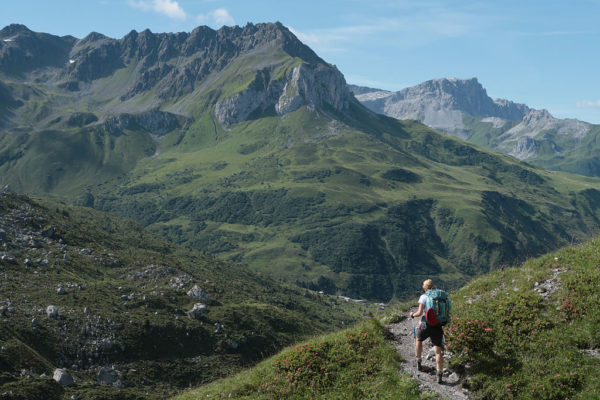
[[410, 279, 448, 384]]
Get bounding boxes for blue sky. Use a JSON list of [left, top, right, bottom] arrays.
[[2, 0, 600, 123]]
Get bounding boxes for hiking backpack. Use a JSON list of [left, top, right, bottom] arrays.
[[424, 289, 451, 326]]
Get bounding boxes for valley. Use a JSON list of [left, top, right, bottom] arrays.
[[2, 24, 600, 302]]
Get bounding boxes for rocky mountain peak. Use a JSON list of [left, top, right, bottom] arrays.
[[0, 24, 75, 74], [352, 77, 531, 138], [1, 23, 351, 129], [0, 24, 32, 38]]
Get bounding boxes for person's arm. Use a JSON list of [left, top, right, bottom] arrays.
[[410, 303, 424, 318]]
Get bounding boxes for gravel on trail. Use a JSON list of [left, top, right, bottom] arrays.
[[387, 316, 470, 400]]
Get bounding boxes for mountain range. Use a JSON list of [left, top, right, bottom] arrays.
[[2, 20, 600, 400], [350, 78, 600, 176], [1, 23, 600, 304]]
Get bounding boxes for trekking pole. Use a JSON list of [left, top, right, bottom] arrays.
[[410, 309, 417, 358]]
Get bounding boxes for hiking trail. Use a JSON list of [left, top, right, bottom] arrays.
[[387, 316, 470, 399]]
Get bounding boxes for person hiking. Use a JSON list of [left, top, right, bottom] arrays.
[[410, 279, 447, 384]]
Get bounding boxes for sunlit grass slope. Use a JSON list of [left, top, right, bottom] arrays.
[[173, 319, 435, 400], [444, 236, 600, 399]]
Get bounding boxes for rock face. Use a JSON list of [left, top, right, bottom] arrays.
[[214, 63, 351, 127], [53, 368, 75, 386], [101, 110, 184, 136], [352, 78, 529, 138]]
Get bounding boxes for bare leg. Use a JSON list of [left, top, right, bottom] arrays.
[[416, 339, 423, 359], [434, 345, 443, 371]]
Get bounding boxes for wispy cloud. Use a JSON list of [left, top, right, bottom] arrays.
[[514, 30, 591, 37], [576, 100, 600, 109], [127, 0, 187, 20], [196, 8, 235, 27], [289, 8, 478, 54]]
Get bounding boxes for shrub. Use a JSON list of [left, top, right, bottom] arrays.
[[445, 316, 496, 362]]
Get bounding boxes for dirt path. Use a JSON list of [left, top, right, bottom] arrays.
[[387, 317, 470, 399]]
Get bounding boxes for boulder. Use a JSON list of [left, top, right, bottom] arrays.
[[186, 284, 210, 301], [46, 305, 59, 318], [186, 303, 207, 320], [97, 366, 121, 386], [53, 368, 74, 386]]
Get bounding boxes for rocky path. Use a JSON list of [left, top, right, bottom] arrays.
[[387, 316, 470, 399]]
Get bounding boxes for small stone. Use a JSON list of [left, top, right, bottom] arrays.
[[214, 322, 223, 333]]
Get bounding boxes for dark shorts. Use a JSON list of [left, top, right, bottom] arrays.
[[417, 324, 444, 347]]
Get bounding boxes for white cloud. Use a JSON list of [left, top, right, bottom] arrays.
[[288, 10, 477, 54], [576, 100, 600, 109], [196, 8, 235, 27], [128, 0, 187, 20]]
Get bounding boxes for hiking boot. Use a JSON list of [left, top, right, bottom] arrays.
[[416, 359, 422, 371], [437, 370, 443, 384]]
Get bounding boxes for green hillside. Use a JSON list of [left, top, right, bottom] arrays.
[[88, 104, 600, 301], [173, 235, 600, 400], [0, 190, 362, 399]]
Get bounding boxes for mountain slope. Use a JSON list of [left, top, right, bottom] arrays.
[[0, 22, 350, 195], [350, 79, 600, 177], [0, 189, 361, 399], [2, 24, 600, 303], [89, 102, 600, 302]]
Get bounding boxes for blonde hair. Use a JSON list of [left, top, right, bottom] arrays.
[[423, 279, 435, 290]]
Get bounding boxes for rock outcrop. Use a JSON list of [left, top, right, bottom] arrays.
[[215, 63, 351, 126], [101, 110, 184, 136], [186, 284, 210, 301], [186, 303, 208, 319]]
